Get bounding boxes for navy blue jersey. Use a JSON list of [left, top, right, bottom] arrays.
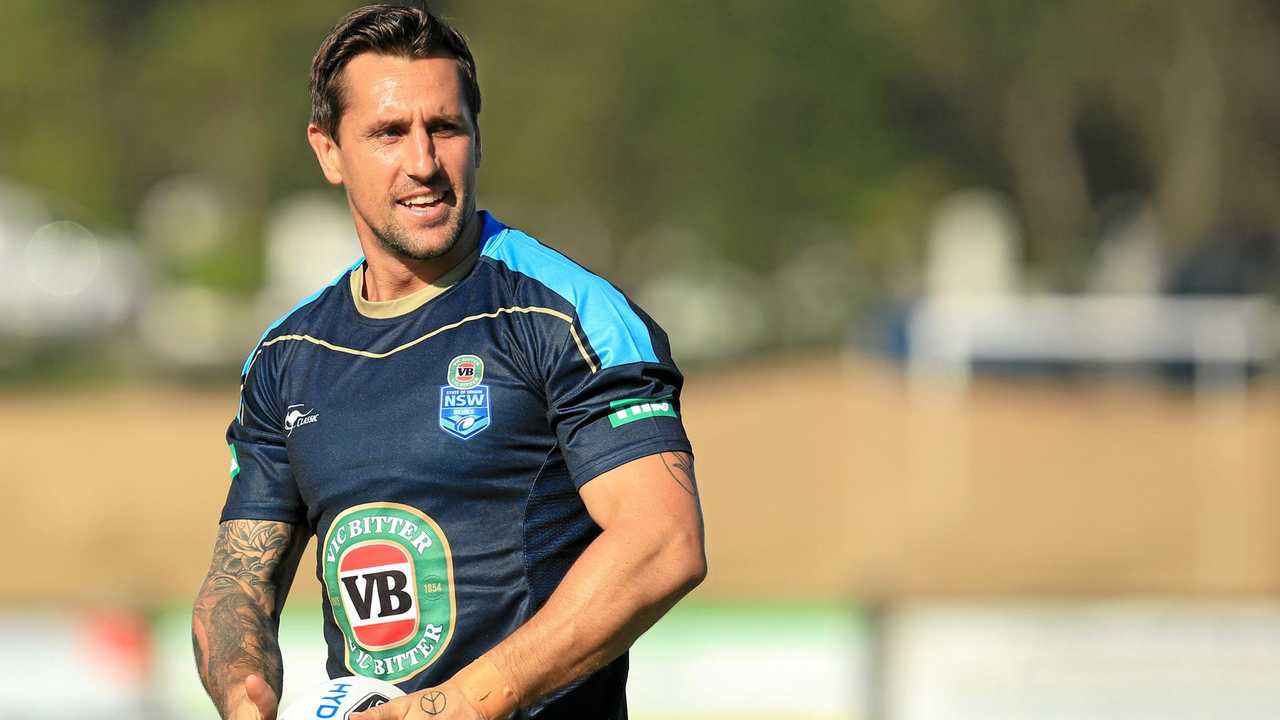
[[221, 211, 690, 719]]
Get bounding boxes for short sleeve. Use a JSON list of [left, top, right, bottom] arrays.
[[220, 348, 305, 524], [544, 313, 693, 488]]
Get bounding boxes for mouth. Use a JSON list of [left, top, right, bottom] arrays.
[[396, 189, 453, 222]]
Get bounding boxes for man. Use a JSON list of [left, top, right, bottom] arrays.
[[191, 5, 705, 720]]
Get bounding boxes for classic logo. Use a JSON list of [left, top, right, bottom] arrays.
[[284, 403, 320, 436], [447, 354, 484, 389], [440, 355, 490, 439], [323, 503, 455, 682]]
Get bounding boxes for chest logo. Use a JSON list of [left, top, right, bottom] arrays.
[[323, 503, 456, 683], [447, 354, 484, 389], [440, 354, 490, 439]]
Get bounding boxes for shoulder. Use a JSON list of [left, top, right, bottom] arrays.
[[478, 211, 609, 301], [240, 258, 363, 378], [477, 212, 662, 370]]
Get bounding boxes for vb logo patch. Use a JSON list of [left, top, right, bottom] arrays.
[[440, 354, 490, 440], [322, 503, 455, 683]]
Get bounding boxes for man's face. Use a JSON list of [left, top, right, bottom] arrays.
[[310, 53, 479, 262]]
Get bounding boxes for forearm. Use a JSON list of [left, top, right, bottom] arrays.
[[193, 576, 285, 715], [485, 509, 706, 708], [192, 520, 305, 717]]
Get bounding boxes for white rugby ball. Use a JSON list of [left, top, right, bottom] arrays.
[[279, 676, 404, 720]]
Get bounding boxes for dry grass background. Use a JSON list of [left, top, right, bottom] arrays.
[[2, 353, 1278, 608]]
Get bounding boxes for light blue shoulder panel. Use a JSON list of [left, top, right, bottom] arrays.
[[479, 213, 657, 369]]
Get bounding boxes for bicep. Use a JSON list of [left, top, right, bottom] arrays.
[[203, 519, 309, 615], [579, 452, 703, 535]]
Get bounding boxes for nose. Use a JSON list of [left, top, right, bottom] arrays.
[[404, 125, 438, 181]]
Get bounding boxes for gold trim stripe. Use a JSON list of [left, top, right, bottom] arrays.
[[254, 305, 598, 373]]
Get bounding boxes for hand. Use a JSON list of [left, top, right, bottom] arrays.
[[350, 680, 485, 720], [225, 674, 279, 720]]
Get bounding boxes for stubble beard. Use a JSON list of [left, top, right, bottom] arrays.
[[371, 197, 471, 262], [371, 187, 475, 262], [372, 215, 461, 262]]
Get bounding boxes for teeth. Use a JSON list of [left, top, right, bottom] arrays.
[[401, 192, 442, 207]]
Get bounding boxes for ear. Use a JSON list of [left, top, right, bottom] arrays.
[[307, 123, 345, 185]]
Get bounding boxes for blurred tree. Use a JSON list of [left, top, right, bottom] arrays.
[[0, 0, 122, 226], [3, 0, 1279, 369], [860, 0, 1280, 284], [459, 0, 915, 281]]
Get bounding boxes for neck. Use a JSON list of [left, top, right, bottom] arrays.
[[361, 212, 481, 302]]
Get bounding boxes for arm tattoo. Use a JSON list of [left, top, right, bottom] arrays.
[[659, 452, 698, 496], [192, 519, 307, 718]]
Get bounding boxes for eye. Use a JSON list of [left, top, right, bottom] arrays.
[[430, 122, 460, 136], [367, 125, 404, 140]]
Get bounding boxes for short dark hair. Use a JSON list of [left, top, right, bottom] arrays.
[[309, 4, 480, 141]]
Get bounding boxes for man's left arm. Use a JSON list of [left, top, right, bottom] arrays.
[[354, 450, 706, 719]]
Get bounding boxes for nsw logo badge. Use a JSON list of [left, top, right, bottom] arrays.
[[440, 354, 490, 440]]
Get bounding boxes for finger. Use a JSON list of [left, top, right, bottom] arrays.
[[350, 694, 409, 720], [244, 674, 280, 720]]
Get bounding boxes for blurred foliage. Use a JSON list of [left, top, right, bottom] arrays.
[[2, 0, 1279, 302]]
